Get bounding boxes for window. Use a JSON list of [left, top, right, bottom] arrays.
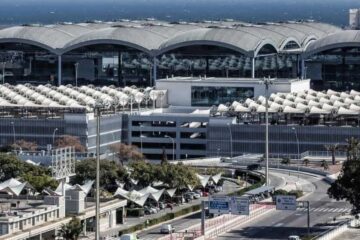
[[191, 86, 254, 106]]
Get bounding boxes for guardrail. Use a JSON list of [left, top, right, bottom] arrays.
[[312, 218, 359, 240]]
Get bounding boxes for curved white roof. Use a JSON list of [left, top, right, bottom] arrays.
[[0, 20, 341, 57], [305, 30, 360, 57]]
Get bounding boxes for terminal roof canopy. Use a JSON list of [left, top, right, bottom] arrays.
[[0, 20, 342, 56]]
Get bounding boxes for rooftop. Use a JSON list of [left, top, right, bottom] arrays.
[[0, 19, 342, 57]]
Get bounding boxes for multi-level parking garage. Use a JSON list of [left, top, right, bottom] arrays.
[[0, 19, 344, 88]]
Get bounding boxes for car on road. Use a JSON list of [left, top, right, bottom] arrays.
[[288, 235, 301, 240], [160, 224, 175, 234], [119, 233, 138, 240], [247, 164, 262, 171]]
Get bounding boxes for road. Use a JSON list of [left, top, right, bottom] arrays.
[[217, 170, 352, 240], [138, 170, 305, 240]]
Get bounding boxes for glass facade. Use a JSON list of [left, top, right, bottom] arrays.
[[306, 47, 360, 91], [0, 43, 58, 85], [63, 44, 153, 87], [255, 54, 298, 78], [156, 45, 253, 79], [191, 86, 254, 106]]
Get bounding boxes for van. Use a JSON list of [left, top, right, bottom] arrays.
[[119, 233, 138, 240], [160, 224, 175, 234]]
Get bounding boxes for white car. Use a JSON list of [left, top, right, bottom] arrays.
[[160, 224, 175, 234], [288, 236, 300, 240], [120, 233, 138, 240], [189, 192, 201, 199]]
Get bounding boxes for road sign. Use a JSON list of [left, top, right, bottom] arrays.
[[276, 195, 297, 211], [209, 195, 229, 214], [230, 196, 250, 215]]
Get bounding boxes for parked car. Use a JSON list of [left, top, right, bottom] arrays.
[[220, 157, 231, 162], [184, 192, 194, 200], [214, 186, 223, 192], [159, 202, 165, 209], [194, 189, 203, 196], [188, 192, 201, 199], [202, 191, 209, 197], [160, 224, 175, 234], [120, 233, 138, 240]]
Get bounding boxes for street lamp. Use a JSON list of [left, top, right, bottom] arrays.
[[261, 77, 274, 186], [10, 122, 15, 145], [93, 99, 111, 240], [292, 127, 300, 177], [164, 135, 175, 161], [1, 62, 5, 84], [227, 123, 233, 158], [74, 62, 79, 87], [139, 124, 143, 153], [52, 128, 58, 146]]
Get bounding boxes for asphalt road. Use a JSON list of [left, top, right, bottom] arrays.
[[216, 170, 352, 240], [138, 171, 291, 240]]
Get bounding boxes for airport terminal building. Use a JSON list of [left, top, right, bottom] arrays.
[[1, 19, 360, 160], [0, 19, 354, 91]]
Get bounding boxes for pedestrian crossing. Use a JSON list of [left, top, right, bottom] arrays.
[[298, 207, 351, 213]]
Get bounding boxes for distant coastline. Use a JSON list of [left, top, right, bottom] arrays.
[[0, 0, 359, 26]]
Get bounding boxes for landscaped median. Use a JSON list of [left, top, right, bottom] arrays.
[[119, 205, 201, 235]]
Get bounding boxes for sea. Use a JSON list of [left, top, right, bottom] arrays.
[[0, 0, 360, 26]]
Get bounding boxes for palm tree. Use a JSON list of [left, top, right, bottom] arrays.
[[320, 160, 329, 171], [303, 158, 310, 167], [58, 217, 83, 240], [324, 143, 339, 165]]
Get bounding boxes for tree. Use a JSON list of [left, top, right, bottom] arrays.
[[129, 160, 158, 187], [0, 154, 57, 192], [303, 158, 310, 167], [55, 135, 85, 152], [21, 173, 58, 192], [58, 217, 83, 240], [0, 154, 24, 181], [320, 160, 329, 171], [324, 143, 339, 165], [161, 147, 168, 165], [11, 139, 38, 151], [109, 143, 144, 166], [71, 158, 126, 192], [159, 163, 200, 189], [328, 138, 360, 213], [281, 157, 290, 165]]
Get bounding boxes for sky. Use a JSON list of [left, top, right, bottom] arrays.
[[0, 0, 359, 26]]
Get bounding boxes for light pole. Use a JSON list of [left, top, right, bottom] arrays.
[[94, 104, 101, 240], [52, 128, 58, 146], [261, 77, 274, 186], [1, 62, 5, 84], [292, 127, 300, 177], [139, 124, 143, 153], [227, 123, 233, 158], [10, 122, 15, 145], [165, 135, 175, 161], [74, 62, 79, 87], [93, 99, 112, 240]]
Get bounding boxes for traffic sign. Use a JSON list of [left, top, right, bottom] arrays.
[[230, 196, 250, 215], [276, 195, 297, 211], [209, 195, 229, 214]]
